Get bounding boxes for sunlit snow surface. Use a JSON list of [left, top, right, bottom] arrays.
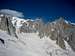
[[0, 30, 75, 56]]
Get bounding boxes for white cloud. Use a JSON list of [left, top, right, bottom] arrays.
[[0, 9, 24, 17]]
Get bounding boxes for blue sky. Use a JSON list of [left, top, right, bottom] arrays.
[[0, 0, 74, 22]]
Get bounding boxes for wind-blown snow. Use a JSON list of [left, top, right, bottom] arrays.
[[70, 23, 75, 25], [65, 20, 69, 24]]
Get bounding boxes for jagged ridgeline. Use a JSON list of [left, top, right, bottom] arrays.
[[0, 13, 18, 38], [0, 12, 75, 52]]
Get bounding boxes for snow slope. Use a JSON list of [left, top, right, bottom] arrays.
[[0, 30, 75, 56], [0, 15, 75, 56]]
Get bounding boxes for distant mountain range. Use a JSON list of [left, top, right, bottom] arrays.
[[0, 13, 75, 56]]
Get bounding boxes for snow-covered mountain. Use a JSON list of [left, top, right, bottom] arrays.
[[0, 13, 75, 56]]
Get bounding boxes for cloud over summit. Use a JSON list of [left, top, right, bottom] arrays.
[[0, 9, 24, 17]]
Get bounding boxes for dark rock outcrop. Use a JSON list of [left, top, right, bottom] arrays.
[[0, 14, 18, 38], [0, 38, 5, 44]]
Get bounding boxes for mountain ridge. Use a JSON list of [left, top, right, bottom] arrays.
[[0, 13, 75, 56]]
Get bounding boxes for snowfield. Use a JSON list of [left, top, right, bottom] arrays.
[[0, 30, 75, 56]]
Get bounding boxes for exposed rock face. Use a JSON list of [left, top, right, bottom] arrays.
[[34, 17, 75, 50], [0, 14, 18, 38], [64, 25, 75, 51], [19, 18, 44, 33], [19, 20, 34, 33], [0, 14, 8, 31], [34, 19, 45, 38], [37, 17, 66, 49], [46, 17, 75, 51]]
